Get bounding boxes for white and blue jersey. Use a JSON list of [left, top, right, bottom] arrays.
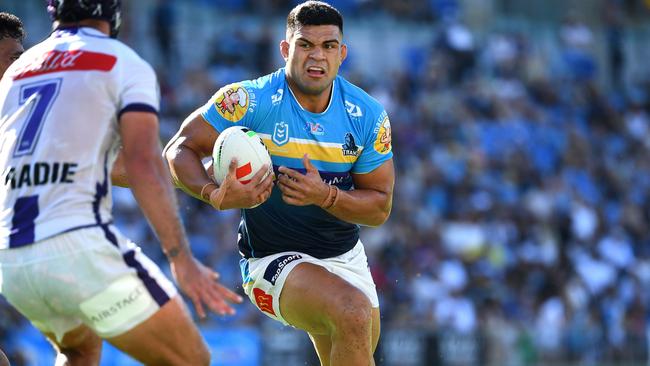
[[201, 68, 392, 259], [0, 27, 160, 249]]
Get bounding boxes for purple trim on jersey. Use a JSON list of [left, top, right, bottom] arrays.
[[118, 103, 158, 120], [9, 196, 39, 248], [123, 250, 170, 306]]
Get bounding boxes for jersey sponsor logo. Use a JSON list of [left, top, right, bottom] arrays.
[[11, 50, 117, 80], [341, 132, 360, 157], [253, 288, 276, 316], [271, 88, 284, 105], [263, 254, 303, 285], [374, 115, 392, 154], [213, 84, 249, 122], [304, 121, 325, 136], [345, 101, 363, 118], [3, 162, 77, 190], [272, 121, 289, 146]]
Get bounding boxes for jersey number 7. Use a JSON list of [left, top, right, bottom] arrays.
[[13, 78, 62, 157]]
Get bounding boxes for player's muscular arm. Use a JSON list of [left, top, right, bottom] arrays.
[[120, 111, 191, 257], [163, 111, 273, 209], [336, 159, 394, 226], [278, 156, 394, 226], [163, 110, 218, 203], [122, 111, 243, 316]]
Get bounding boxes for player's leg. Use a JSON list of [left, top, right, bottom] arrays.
[[280, 262, 376, 366], [106, 295, 210, 366], [44, 326, 102, 366], [308, 307, 381, 366]]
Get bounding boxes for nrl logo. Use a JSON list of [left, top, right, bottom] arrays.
[[272, 121, 289, 146]]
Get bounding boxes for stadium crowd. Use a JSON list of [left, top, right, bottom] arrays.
[[2, 0, 650, 365]]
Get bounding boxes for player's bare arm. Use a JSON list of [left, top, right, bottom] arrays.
[[164, 110, 273, 210], [121, 111, 242, 317], [278, 155, 394, 226], [110, 148, 129, 187]]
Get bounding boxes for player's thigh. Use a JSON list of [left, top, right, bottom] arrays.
[[308, 306, 381, 359], [279, 262, 373, 335], [107, 295, 209, 366]]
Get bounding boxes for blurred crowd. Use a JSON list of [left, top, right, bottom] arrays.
[[3, 0, 650, 365]]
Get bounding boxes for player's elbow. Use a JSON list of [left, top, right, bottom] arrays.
[[366, 202, 391, 227]]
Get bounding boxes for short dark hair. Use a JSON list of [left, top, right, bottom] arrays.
[[286, 1, 343, 38], [0, 12, 25, 42]]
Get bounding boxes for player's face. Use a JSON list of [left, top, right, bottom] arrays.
[[281, 25, 347, 97], [0, 37, 23, 79]]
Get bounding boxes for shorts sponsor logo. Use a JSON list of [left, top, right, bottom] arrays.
[[213, 84, 249, 122], [253, 288, 276, 316], [80, 276, 154, 333], [263, 254, 303, 285], [373, 115, 392, 154], [89, 286, 146, 324]]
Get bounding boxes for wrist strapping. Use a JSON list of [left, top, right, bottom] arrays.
[[200, 182, 217, 201], [321, 185, 339, 209]]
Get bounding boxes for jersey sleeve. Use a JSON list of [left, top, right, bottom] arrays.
[[352, 109, 393, 174], [118, 55, 159, 117], [200, 82, 257, 132]]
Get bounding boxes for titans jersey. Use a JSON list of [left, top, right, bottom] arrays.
[[0, 27, 159, 249], [201, 68, 392, 259]]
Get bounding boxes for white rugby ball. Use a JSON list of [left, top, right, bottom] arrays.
[[212, 126, 273, 186]]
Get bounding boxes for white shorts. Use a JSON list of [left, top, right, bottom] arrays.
[[0, 226, 177, 342], [239, 241, 379, 326]]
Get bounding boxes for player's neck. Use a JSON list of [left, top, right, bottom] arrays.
[[53, 19, 110, 36], [286, 78, 333, 114]]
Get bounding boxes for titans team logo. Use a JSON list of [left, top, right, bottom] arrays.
[[272, 121, 289, 146], [374, 116, 392, 154], [213, 83, 249, 122], [341, 132, 359, 156]]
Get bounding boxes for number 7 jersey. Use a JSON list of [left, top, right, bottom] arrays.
[[0, 27, 159, 249]]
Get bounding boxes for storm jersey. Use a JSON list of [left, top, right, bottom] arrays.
[[0, 27, 159, 249], [201, 68, 392, 259]]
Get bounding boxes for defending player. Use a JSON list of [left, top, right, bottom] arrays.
[[0, 1, 241, 365], [0, 12, 25, 79], [164, 1, 394, 365]]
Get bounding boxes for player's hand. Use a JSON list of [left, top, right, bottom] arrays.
[[170, 254, 243, 318], [277, 154, 329, 206], [209, 158, 273, 210]]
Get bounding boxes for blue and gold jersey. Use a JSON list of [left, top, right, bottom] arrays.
[[201, 68, 392, 259]]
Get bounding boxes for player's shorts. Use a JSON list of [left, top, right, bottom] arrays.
[[239, 240, 378, 325], [0, 225, 177, 342]]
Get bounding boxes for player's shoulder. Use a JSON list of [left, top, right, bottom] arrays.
[[335, 74, 385, 119], [241, 68, 286, 97]]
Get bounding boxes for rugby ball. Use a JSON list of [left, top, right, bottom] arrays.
[[212, 126, 273, 186]]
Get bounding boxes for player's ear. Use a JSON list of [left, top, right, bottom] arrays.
[[280, 40, 290, 61], [340, 43, 347, 65]]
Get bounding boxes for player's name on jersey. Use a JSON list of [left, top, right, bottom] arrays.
[[3, 162, 77, 190]]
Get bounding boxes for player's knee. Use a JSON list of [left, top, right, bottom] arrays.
[[330, 289, 372, 334], [179, 339, 211, 366]]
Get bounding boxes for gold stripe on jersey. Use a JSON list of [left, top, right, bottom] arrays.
[[259, 136, 363, 164]]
